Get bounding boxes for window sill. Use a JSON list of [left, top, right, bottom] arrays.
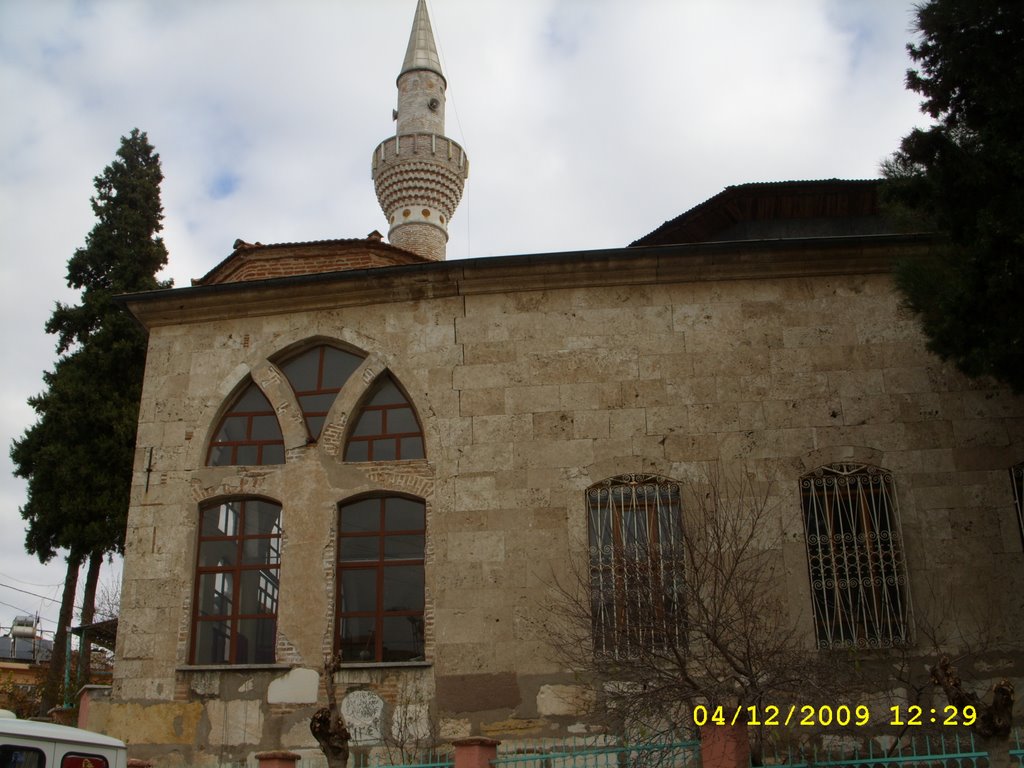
[[177, 663, 294, 673], [336, 661, 432, 670]]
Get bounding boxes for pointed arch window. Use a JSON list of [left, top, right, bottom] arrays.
[[336, 495, 425, 662], [279, 345, 364, 440], [587, 474, 685, 658], [344, 374, 424, 461], [207, 380, 285, 466], [191, 498, 281, 664], [800, 463, 909, 649]]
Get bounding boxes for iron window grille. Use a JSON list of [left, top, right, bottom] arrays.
[[800, 463, 910, 649], [336, 495, 426, 662], [279, 345, 364, 441], [191, 498, 281, 664], [587, 474, 685, 658], [207, 380, 285, 466], [344, 375, 425, 461], [1012, 463, 1024, 551]]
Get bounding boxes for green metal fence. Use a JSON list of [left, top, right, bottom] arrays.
[[490, 735, 701, 768], [763, 728, 1024, 768]]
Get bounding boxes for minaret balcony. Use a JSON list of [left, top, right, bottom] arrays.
[[372, 132, 469, 180]]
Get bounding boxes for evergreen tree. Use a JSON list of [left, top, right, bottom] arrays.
[[9, 129, 170, 712], [882, 0, 1024, 392]]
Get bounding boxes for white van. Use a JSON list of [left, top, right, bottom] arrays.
[[0, 716, 127, 768]]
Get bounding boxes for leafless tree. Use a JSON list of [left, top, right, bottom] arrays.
[[550, 467, 1019, 767], [548, 468, 858, 761], [311, 654, 351, 768]]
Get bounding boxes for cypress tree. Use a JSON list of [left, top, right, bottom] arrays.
[[10, 129, 170, 712], [883, 0, 1024, 392]]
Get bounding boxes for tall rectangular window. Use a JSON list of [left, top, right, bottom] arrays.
[[192, 498, 281, 664], [801, 464, 909, 649], [587, 475, 685, 658], [337, 496, 425, 662]]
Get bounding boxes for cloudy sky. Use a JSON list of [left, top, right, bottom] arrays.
[[0, 0, 928, 636]]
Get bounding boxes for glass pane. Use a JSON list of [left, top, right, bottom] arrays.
[[300, 393, 337, 413], [323, 347, 363, 389], [235, 384, 271, 412], [241, 537, 281, 566], [198, 572, 233, 616], [382, 616, 424, 661], [345, 440, 368, 462], [194, 619, 231, 664], [306, 415, 326, 440], [370, 378, 405, 405], [199, 539, 236, 568], [236, 617, 276, 663], [217, 415, 249, 442], [261, 444, 285, 465], [382, 565, 423, 611], [240, 569, 280, 614], [384, 534, 424, 560], [245, 501, 282, 536], [340, 569, 378, 613], [386, 407, 419, 434], [202, 502, 241, 536], [353, 410, 382, 436], [63, 755, 108, 768], [236, 445, 258, 465], [339, 616, 376, 661], [372, 439, 396, 461], [386, 497, 424, 531], [251, 414, 282, 440], [208, 445, 231, 466], [340, 536, 380, 562], [341, 499, 381, 533], [281, 349, 319, 392], [400, 437, 424, 459]]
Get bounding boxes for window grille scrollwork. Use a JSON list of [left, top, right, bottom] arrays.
[[801, 463, 910, 650]]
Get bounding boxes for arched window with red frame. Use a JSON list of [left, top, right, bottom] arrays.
[[191, 497, 282, 665], [278, 344, 364, 441], [336, 495, 425, 662], [207, 380, 285, 466], [344, 374, 424, 461]]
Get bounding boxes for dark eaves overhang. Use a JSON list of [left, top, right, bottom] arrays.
[[120, 233, 934, 329]]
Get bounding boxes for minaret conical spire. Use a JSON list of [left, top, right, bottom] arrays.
[[401, 0, 444, 82], [372, 0, 468, 261]]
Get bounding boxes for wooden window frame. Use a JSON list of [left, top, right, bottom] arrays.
[[344, 375, 425, 462], [206, 380, 285, 467], [279, 345, 363, 441], [336, 495, 426, 663], [190, 498, 282, 665]]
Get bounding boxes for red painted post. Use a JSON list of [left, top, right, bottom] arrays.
[[453, 737, 501, 768], [700, 724, 750, 768], [255, 751, 302, 768]]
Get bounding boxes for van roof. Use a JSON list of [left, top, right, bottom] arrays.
[[0, 718, 126, 749]]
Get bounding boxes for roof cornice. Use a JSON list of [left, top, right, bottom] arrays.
[[121, 234, 933, 329]]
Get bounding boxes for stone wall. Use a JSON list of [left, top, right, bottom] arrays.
[[104, 250, 1024, 764]]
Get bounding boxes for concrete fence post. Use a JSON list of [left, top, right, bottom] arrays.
[[255, 751, 302, 768], [453, 737, 501, 768], [700, 724, 750, 768]]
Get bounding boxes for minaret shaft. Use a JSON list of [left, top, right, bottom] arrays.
[[372, 0, 468, 261]]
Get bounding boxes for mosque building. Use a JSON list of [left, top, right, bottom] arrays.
[[87, 2, 1023, 764]]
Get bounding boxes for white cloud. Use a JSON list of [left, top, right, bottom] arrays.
[[0, 0, 924, 632]]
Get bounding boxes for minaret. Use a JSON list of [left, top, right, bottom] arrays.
[[372, 0, 468, 261]]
